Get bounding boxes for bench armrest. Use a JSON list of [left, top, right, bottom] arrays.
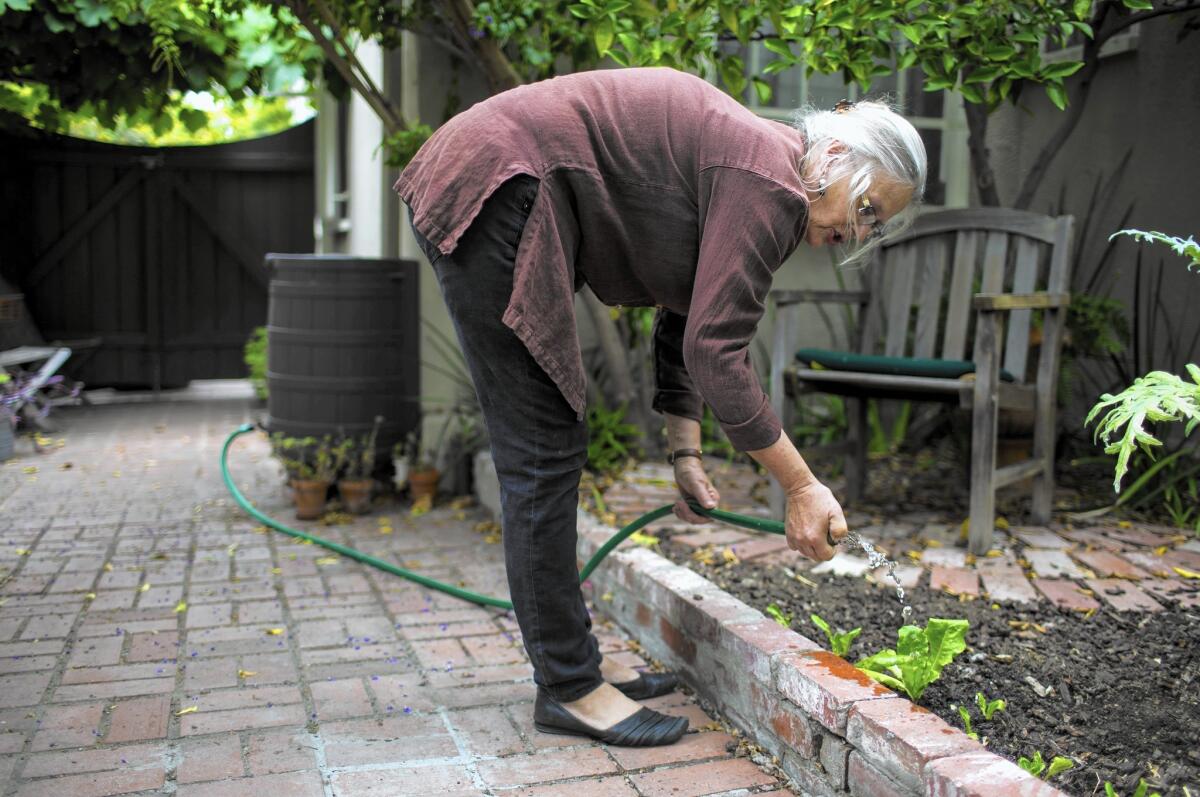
[[771, 289, 870, 308], [973, 292, 1071, 312]]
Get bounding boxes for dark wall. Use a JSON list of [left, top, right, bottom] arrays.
[[0, 121, 315, 389], [986, 16, 1200, 417]]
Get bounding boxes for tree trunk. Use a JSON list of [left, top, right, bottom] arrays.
[[963, 101, 1001, 207]]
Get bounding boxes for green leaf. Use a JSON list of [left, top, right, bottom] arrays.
[[899, 24, 921, 45], [763, 37, 792, 60], [74, 0, 113, 27], [1, 0, 34, 11], [985, 44, 1016, 61], [960, 83, 983, 104], [719, 3, 739, 38], [593, 16, 614, 56], [178, 107, 208, 133], [1046, 756, 1075, 779], [1045, 81, 1068, 111], [1018, 751, 1046, 777], [1105, 783, 1119, 797], [1073, 0, 1092, 19], [1042, 60, 1085, 79], [1123, 0, 1153, 9]]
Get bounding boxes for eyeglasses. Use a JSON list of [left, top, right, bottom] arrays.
[[858, 195, 884, 241]]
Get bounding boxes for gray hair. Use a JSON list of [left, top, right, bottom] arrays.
[[791, 98, 927, 264]]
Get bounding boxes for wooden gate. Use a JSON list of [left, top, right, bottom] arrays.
[[0, 122, 314, 389]]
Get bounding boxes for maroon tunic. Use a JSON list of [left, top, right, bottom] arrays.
[[395, 67, 809, 452]]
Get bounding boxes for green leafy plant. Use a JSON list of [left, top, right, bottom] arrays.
[[269, 433, 338, 483], [1111, 229, 1200, 269], [243, 326, 268, 400], [1017, 751, 1074, 780], [1104, 779, 1162, 797], [810, 613, 861, 657], [765, 603, 793, 628], [975, 691, 1006, 720], [956, 705, 979, 742], [586, 399, 641, 475], [332, 416, 383, 481], [856, 618, 969, 702], [1087, 229, 1200, 496]]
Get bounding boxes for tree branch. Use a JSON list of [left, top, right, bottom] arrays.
[[284, 0, 407, 134], [1013, 0, 1200, 208], [963, 100, 1001, 207], [436, 0, 522, 93], [309, 0, 406, 130]]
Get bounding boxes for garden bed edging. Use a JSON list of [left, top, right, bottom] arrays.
[[576, 510, 1073, 797]]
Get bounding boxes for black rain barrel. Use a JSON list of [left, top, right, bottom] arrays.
[[264, 254, 420, 465]]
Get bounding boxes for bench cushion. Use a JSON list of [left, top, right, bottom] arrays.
[[794, 348, 1016, 383]]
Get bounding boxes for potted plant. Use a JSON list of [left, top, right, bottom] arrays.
[[402, 428, 441, 504], [334, 416, 382, 515], [271, 433, 336, 520]]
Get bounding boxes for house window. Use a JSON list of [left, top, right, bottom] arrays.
[[728, 42, 971, 208]]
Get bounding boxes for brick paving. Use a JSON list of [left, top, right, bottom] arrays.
[[0, 396, 792, 797], [602, 460, 1200, 616]]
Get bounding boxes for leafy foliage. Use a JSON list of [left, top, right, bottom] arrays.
[[856, 618, 968, 702], [243, 326, 268, 400], [0, 0, 321, 137], [975, 690, 1005, 720], [1087, 229, 1200, 493], [586, 399, 641, 475], [810, 613, 860, 657], [1111, 229, 1200, 270], [765, 603, 793, 628], [1086, 365, 1200, 491], [1105, 779, 1163, 797], [1018, 751, 1075, 780]]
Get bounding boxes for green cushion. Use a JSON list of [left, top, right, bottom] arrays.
[[795, 348, 1016, 383]]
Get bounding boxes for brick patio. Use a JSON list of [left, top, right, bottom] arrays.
[[0, 394, 794, 797]]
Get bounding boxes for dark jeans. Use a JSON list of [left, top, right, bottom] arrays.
[[408, 175, 602, 702]]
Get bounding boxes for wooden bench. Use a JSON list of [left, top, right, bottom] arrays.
[[768, 208, 1074, 553]]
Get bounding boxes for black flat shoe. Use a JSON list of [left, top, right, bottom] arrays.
[[533, 689, 688, 746], [611, 670, 679, 701]]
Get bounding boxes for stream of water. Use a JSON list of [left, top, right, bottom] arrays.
[[839, 530, 914, 623]]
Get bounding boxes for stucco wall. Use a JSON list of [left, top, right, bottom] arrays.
[[986, 17, 1200, 423]]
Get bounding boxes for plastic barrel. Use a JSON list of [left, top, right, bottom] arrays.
[[264, 254, 420, 466]]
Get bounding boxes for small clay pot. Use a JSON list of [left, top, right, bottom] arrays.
[[292, 479, 330, 520], [338, 478, 374, 515], [408, 468, 440, 502]]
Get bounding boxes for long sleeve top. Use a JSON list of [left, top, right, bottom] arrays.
[[395, 67, 810, 451]]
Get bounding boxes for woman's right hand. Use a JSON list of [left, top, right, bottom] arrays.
[[785, 481, 848, 562], [672, 458, 721, 524]]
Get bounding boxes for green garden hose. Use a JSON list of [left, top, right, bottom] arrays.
[[221, 423, 789, 611]]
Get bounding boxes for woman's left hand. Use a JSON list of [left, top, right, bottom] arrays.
[[673, 459, 721, 523]]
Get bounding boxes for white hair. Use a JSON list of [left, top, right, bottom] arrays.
[[791, 98, 928, 264]]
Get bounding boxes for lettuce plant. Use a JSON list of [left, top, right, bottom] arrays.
[[856, 618, 968, 702], [765, 603, 793, 628], [1105, 779, 1161, 797], [811, 613, 861, 657], [976, 691, 1006, 720], [1018, 751, 1074, 779]]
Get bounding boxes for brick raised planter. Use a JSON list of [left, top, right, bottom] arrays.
[[576, 510, 1072, 797]]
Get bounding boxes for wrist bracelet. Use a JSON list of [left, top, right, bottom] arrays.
[[667, 448, 703, 465]]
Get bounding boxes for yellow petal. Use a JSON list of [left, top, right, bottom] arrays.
[[173, 601, 188, 613], [84, 592, 96, 600], [139, 583, 151, 592], [601, 592, 613, 602], [15, 549, 31, 556], [265, 628, 285, 636], [1173, 566, 1200, 580], [270, 567, 282, 575], [175, 706, 198, 716], [315, 557, 339, 565], [237, 670, 257, 679]]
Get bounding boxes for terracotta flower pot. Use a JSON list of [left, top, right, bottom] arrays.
[[408, 468, 440, 502], [292, 479, 330, 520], [338, 478, 374, 515]]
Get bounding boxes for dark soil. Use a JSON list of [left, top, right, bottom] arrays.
[[660, 539, 1200, 796]]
